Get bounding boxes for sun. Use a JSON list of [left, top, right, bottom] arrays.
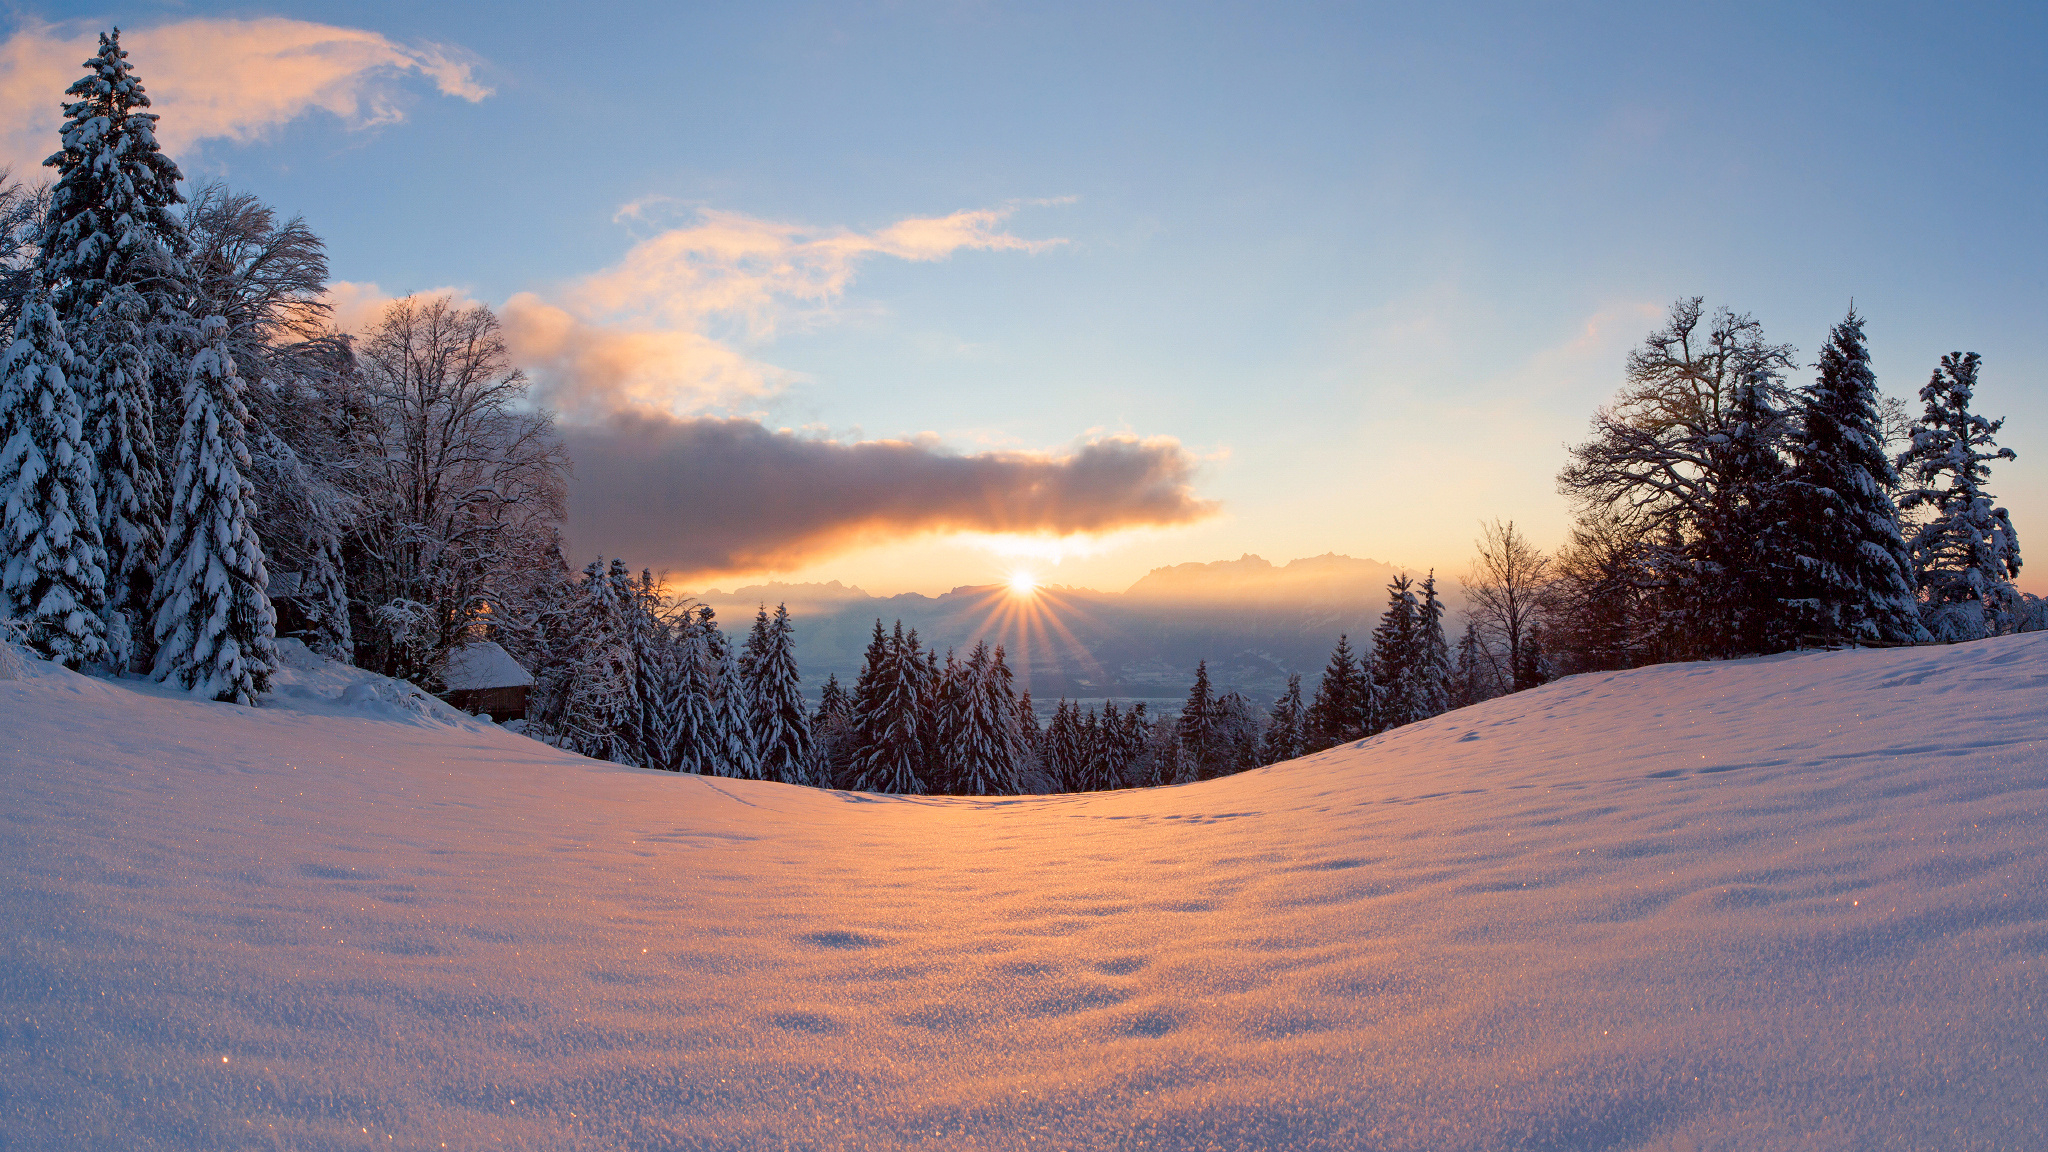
[[1007, 571, 1039, 597]]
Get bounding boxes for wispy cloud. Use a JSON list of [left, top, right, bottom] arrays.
[[0, 17, 489, 176], [561, 414, 1216, 579], [505, 203, 1064, 419]]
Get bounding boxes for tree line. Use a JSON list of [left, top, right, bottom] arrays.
[[1, 36, 2038, 793]]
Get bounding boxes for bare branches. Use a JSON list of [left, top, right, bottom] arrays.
[[1462, 519, 1553, 691]]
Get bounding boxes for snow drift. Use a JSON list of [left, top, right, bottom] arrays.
[[2, 635, 2044, 1150]]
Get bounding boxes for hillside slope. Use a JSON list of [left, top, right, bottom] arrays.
[[2, 637, 2044, 1150]]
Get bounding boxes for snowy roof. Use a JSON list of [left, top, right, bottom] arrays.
[[440, 641, 534, 690]]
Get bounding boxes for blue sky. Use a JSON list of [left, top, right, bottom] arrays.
[[9, 1, 2046, 594]]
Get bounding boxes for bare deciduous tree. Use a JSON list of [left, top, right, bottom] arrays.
[[1463, 519, 1552, 691], [346, 295, 569, 680]]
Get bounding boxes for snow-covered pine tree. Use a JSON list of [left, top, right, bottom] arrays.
[[149, 316, 274, 703], [665, 617, 719, 775], [1415, 571, 1453, 720], [1213, 691, 1262, 774], [248, 430, 351, 659], [1094, 701, 1131, 790], [1370, 575, 1423, 731], [922, 648, 968, 794], [1043, 698, 1084, 792], [1077, 705, 1105, 791], [742, 603, 812, 785], [850, 621, 925, 793], [955, 642, 1027, 795], [0, 277, 109, 667], [707, 615, 761, 778], [41, 30, 192, 671], [1784, 308, 1925, 646], [1176, 659, 1225, 780], [1451, 620, 1495, 707], [1261, 674, 1306, 764], [1306, 634, 1366, 750], [809, 672, 854, 786], [1897, 352, 2024, 640]]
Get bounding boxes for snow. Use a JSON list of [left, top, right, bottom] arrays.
[[3, 636, 2045, 1150], [440, 639, 535, 691]]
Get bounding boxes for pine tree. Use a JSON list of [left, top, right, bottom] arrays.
[[745, 603, 812, 784], [1415, 571, 1453, 719], [149, 316, 275, 703], [850, 620, 926, 793], [0, 279, 109, 668], [1897, 352, 2024, 640], [1305, 634, 1366, 749], [666, 618, 720, 775], [1261, 674, 1306, 764], [1450, 620, 1496, 707], [1176, 660, 1225, 780], [809, 672, 854, 786], [955, 643, 1027, 795], [1370, 575, 1422, 731], [1784, 308, 1926, 646], [707, 617, 761, 778], [41, 30, 192, 670], [1043, 698, 1085, 792]]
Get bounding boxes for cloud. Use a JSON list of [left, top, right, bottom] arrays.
[[516, 203, 1063, 418], [559, 414, 1217, 578], [0, 17, 489, 176]]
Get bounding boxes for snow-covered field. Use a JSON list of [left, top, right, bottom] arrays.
[[2, 636, 2044, 1151]]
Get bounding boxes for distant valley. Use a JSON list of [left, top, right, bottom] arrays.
[[692, 553, 1454, 708]]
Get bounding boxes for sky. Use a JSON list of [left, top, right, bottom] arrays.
[[5, 2, 2045, 596]]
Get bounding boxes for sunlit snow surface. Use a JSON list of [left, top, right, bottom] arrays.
[[3, 637, 2045, 1151]]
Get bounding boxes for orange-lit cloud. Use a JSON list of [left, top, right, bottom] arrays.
[[514, 204, 1062, 418], [560, 414, 1216, 579], [0, 17, 488, 176]]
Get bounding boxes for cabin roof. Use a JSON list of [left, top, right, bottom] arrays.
[[442, 641, 535, 691]]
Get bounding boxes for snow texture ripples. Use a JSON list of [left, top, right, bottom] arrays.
[[2, 635, 2045, 1149]]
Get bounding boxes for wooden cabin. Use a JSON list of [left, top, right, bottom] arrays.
[[440, 641, 535, 722]]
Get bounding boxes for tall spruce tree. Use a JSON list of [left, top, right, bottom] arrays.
[[956, 642, 1026, 795], [1260, 674, 1306, 764], [41, 30, 191, 670], [707, 621, 761, 778], [1415, 571, 1453, 719], [747, 603, 812, 784], [1370, 575, 1423, 730], [1176, 659, 1224, 779], [1306, 634, 1367, 749], [1787, 309, 1926, 645], [149, 316, 274, 703], [1897, 352, 2024, 639], [850, 621, 926, 793], [0, 278, 109, 668]]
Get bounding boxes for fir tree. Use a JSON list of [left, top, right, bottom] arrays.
[[954, 643, 1026, 795], [747, 603, 812, 784], [1260, 674, 1306, 764], [41, 30, 191, 670], [1370, 575, 1422, 730], [809, 672, 854, 786], [666, 620, 720, 775], [1306, 634, 1367, 749], [0, 278, 109, 668], [1897, 352, 2024, 639], [149, 316, 275, 703], [1176, 660, 1225, 779], [1785, 308, 1926, 646], [707, 618, 760, 778], [1415, 571, 1453, 719], [1451, 620, 1496, 707], [850, 620, 926, 793]]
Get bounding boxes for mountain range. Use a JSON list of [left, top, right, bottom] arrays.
[[692, 553, 1456, 708]]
